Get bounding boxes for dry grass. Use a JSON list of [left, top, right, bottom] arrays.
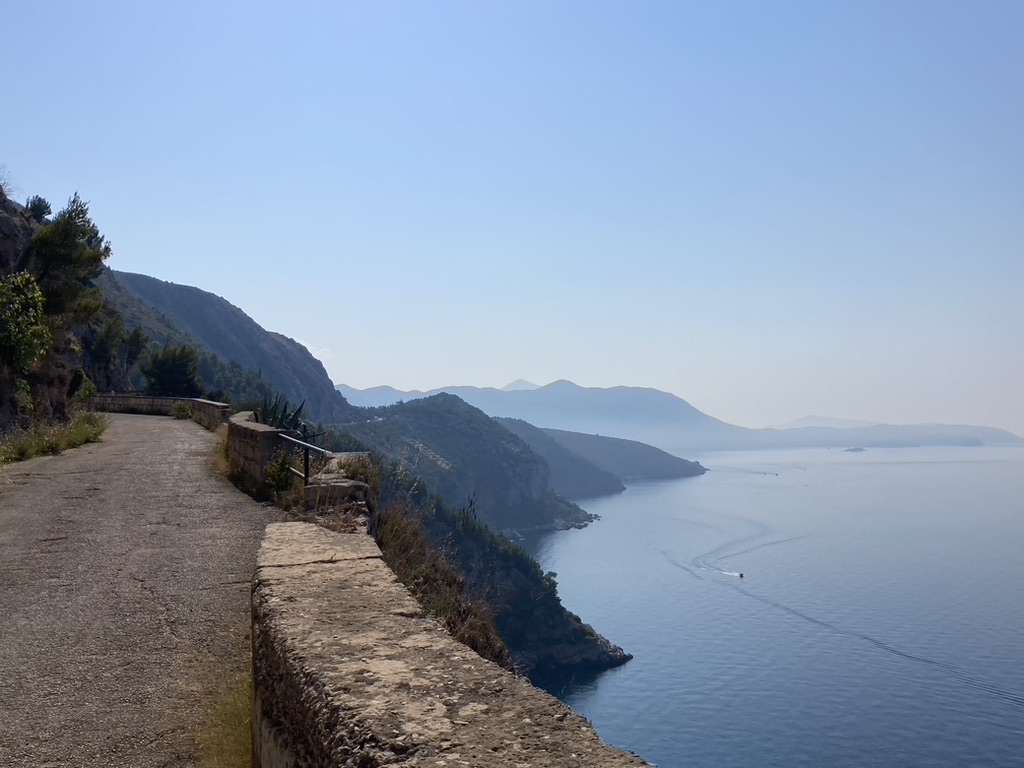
[[198, 670, 252, 768], [210, 424, 231, 477], [0, 411, 109, 465], [201, 427, 253, 767], [376, 503, 512, 669]]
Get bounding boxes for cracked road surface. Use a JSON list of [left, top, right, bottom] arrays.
[[0, 414, 275, 767]]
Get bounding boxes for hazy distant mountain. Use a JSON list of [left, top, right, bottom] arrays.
[[337, 380, 1023, 453], [339, 379, 739, 436], [336, 384, 430, 408], [536, 426, 706, 482], [494, 418, 626, 499], [775, 415, 881, 429], [501, 379, 540, 391]]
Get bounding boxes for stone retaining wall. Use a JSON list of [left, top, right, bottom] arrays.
[[252, 522, 649, 768], [227, 411, 286, 488], [88, 394, 231, 430]]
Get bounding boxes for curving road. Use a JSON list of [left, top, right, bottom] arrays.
[[0, 414, 275, 767]]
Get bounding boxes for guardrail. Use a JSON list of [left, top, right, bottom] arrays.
[[277, 432, 332, 486]]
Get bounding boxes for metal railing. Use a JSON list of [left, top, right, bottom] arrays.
[[278, 432, 333, 486]]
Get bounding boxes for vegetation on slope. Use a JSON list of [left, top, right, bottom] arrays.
[[495, 417, 626, 499], [95, 269, 282, 406], [340, 393, 594, 533], [374, 494, 512, 668], [541, 426, 706, 480], [105, 270, 357, 423], [0, 187, 127, 432], [369, 457, 631, 681]]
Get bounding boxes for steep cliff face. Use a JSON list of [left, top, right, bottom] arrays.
[[344, 394, 594, 533], [0, 195, 36, 275]]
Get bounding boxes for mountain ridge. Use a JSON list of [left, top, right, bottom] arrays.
[[338, 381, 1022, 452], [101, 269, 358, 424]]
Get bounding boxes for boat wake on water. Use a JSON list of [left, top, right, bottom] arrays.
[[691, 534, 806, 578], [722, 580, 1024, 709], [659, 549, 702, 580], [672, 533, 1024, 710]]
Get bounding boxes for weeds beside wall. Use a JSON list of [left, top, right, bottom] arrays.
[[0, 410, 109, 464], [374, 499, 512, 669]]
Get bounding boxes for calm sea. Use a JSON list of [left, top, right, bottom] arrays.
[[530, 447, 1024, 767]]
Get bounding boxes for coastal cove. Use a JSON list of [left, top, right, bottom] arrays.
[[528, 446, 1024, 768]]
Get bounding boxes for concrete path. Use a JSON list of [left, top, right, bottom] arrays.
[[0, 414, 275, 767]]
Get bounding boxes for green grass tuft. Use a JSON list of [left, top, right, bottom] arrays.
[[0, 411, 109, 465]]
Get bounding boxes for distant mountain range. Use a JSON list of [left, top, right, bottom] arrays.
[[501, 379, 540, 391], [337, 381, 1023, 453], [773, 415, 882, 430]]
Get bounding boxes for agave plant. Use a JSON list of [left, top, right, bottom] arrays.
[[253, 394, 306, 432]]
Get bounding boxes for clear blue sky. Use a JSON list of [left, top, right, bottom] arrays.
[[5, 1, 1022, 434]]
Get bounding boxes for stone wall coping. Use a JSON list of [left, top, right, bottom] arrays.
[[89, 394, 230, 407], [257, 523, 381, 566], [252, 522, 650, 767], [229, 411, 284, 434]]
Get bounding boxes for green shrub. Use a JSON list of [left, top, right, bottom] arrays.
[[264, 452, 294, 496], [253, 394, 305, 431], [0, 272, 52, 372], [173, 401, 193, 420], [25, 195, 52, 222], [74, 375, 99, 402], [14, 378, 34, 415], [141, 345, 203, 397]]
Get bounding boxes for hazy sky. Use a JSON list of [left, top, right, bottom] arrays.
[[5, 1, 1022, 434]]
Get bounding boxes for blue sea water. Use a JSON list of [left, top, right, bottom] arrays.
[[530, 447, 1024, 767]]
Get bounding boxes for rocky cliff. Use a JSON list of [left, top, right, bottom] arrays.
[[0, 194, 35, 275]]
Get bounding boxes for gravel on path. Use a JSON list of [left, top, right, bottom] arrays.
[[0, 414, 276, 767]]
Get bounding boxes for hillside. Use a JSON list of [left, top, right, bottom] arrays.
[[376, 468, 631, 681], [495, 418, 625, 499], [341, 394, 594, 534], [539, 427, 706, 481], [101, 270, 357, 424]]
